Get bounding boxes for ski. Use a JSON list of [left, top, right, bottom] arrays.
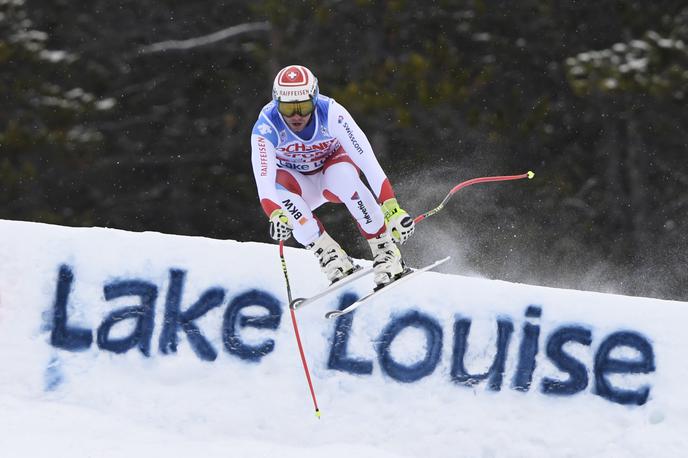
[[289, 265, 374, 310], [324, 256, 451, 319]]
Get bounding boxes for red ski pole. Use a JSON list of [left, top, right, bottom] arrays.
[[414, 171, 534, 224], [279, 240, 321, 419], [279, 171, 533, 417]]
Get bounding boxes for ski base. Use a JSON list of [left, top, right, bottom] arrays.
[[289, 264, 374, 310], [324, 256, 451, 319]]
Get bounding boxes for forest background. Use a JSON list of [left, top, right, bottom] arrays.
[[2, 0, 687, 300]]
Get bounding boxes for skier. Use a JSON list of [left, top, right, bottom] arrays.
[[250, 64, 415, 287]]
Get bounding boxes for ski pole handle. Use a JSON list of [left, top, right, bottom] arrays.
[[413, 171, 534, 224]]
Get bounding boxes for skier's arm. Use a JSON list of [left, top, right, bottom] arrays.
[[250, 133, 282, 217], [328, 100, 415, 244], [251, 133, 295, 240], [327, 100, 394, 202]]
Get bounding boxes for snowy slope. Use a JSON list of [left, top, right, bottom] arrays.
[[0, 219, 686, 458]]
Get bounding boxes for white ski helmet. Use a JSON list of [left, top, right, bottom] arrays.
[[272, 65, 319, 103]]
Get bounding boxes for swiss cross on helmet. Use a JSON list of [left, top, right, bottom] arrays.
[[272, 65, 319, 103]]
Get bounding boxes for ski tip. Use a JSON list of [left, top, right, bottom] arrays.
[[315, 409, 321, 419], [289, 298, 306, 310], [325, 311, 341, 319], [433, 256, 451, 267], [527, 170, 535, 179]]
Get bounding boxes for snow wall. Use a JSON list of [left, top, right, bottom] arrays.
[[0, 219, 686, 458]]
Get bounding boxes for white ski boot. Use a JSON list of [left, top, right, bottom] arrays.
[[368, 231, 406, 288], [307, 232, 356, 283]]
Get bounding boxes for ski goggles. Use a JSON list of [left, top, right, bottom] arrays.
[[277, 99, 315, 117]]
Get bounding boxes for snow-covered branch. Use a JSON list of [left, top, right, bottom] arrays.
[[138, 21, 270, 54]]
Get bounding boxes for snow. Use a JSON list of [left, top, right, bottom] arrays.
[[39, 49, 72, 63], [95, 98, 117, 110], [0, 219, 686, 458]]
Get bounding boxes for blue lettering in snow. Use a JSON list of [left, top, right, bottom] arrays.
[[594, 331, 655, 405], [159, 269, 225, 361], [50, 265, 92, 351], [541, 326, 592, 395], [49, 264, 282, 362], [451, 317, 514, 391], [47, 265, 656, 405], [97, 278, 158, 356], [327, 299, 655, 405], [377, 310, 443, 383], [512, 305, 542, 391], [327, 293, 373, 374], [223, 289, 282, 362]]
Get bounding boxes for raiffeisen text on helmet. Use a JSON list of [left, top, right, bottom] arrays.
[[277, 89, 311, 98]]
